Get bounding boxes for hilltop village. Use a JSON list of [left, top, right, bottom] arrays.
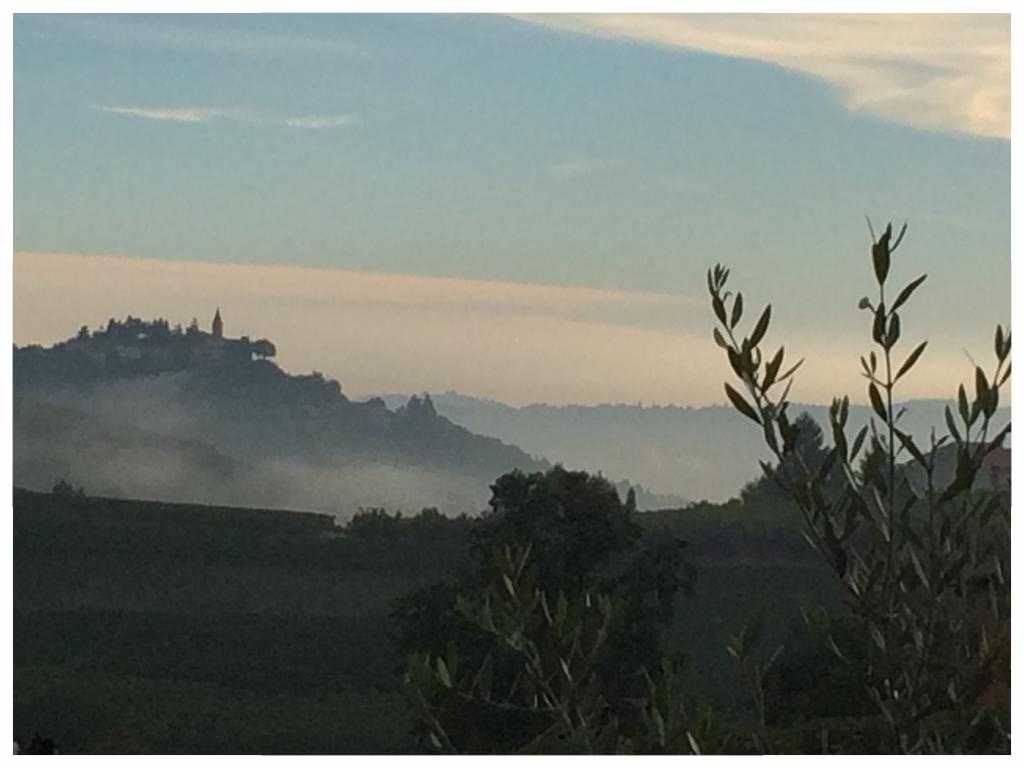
[[17, 310, 277, 376]]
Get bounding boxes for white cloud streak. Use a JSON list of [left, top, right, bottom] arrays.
[[97, 105, 221, 123], [97, 105, 356, 130], [515, 13, 1009, 139], [284, 114, 356, 129]]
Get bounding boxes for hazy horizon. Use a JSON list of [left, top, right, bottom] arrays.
[[14, 249, 1010, 408]]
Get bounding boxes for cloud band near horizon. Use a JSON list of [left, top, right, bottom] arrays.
[[13, 251, 1000, 408]]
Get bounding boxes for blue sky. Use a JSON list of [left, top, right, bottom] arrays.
[[12, 14, 1011, 404]]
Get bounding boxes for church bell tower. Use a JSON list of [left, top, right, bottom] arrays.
[[212, 308, 223, 339]]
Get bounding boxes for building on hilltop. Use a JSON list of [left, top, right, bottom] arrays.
[[52, 309, 276, 372], [212, 308, 224, 339]]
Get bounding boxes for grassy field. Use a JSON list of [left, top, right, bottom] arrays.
[[13, 489, 457, 753], [15, 663, 412, 754], [13, 487, 840, 753]]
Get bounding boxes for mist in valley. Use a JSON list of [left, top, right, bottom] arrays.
[[13, 365, 524, 519]]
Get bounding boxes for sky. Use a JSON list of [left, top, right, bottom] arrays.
[[12, 13, 1011, 405]]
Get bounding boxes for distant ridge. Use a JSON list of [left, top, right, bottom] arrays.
[[372, 392, 1011, 503], [16, 315, 1008, 511]]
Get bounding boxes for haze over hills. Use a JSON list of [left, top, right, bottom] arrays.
[[13, 313, 554, 518], [14, 312, 1009, 514], [13, 312, 691, 515], [375, 391, 1011, 502]]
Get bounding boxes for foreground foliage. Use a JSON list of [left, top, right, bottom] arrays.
[[707, 222, 1010, 753], [396, 466, 696, 753], [404, 223, 1011, 754]]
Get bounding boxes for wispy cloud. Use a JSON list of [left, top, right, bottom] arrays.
[[96, 105, 268, 125], [97, 105, 357, 131], [284, 114, 356, 130], [97, 105, 221, 123], [515, 14, 1009, 139]]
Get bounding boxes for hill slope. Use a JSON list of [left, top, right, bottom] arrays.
[[14, 334, 549, 517]]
